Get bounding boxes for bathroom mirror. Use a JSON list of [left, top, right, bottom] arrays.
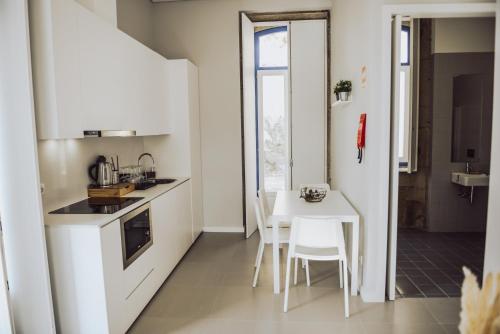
[[451, 73, 491, 163]]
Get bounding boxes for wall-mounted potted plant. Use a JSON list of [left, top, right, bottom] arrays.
[[334, 80, 352, 102]]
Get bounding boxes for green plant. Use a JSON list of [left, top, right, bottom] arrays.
[[334, 80, 352, 94]]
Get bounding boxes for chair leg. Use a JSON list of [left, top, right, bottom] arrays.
[[252, 242, 265, 287], [342, 258, 350, 318], [339, 260, 343, 288], [283, 254, 293, 312], [294, 257, 298, 285], [305, 259, 311, 287], [254, 240, 263, 267]]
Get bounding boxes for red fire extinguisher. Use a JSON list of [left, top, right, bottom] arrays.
[[357, 113, 366, 163]]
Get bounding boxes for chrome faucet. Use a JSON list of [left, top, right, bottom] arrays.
[[138, 153, 156, 179], [466, 162, 472, 174]]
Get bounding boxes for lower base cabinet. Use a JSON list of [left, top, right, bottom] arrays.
[[46, 180, 195, 334]]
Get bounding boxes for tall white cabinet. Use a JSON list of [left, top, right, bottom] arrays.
[[29, 0, 171, 139], [144, 60, 204, 239]]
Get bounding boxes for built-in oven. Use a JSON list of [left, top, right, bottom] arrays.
[[120, 203, 153, 269]]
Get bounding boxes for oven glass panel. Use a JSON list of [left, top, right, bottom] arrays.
[[123, 209, 151, 264]]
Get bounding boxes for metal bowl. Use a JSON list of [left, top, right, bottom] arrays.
[[300, 187, 327, 202]]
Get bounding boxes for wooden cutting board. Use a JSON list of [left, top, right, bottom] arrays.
[[87, 183, 135, 198]]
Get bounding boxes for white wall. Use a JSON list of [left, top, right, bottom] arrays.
[[0, 0, 56, 332], [151, 0, 332, 231], [484, 0, 500, 278], [76, 0, 118, 26], [432, 17, 495, 53], [38, 138, 145, 209], [116, 0, 154, 49], [331, 0, 385, 303]]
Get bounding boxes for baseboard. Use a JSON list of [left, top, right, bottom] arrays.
[[202, 226, 244, 233]]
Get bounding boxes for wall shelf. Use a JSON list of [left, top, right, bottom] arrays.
[[332, 99, 352, 108]]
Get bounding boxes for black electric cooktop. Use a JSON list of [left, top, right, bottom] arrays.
[[50, 197, 144, 215]]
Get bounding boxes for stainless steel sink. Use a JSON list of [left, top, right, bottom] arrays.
[[154, 178, 176, 184]]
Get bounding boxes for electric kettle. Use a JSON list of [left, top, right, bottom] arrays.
[[88, 155, 113, 187]]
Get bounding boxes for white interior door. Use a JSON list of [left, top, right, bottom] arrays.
[[241, 13, 258, 238], [0, 215, 14, 333], [289, 20, 327, 189], [387, 14, 402, 301]]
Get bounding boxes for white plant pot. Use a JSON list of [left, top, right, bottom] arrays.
[[337, 91, 351, 102]]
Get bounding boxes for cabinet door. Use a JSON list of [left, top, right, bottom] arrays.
[[151, 189, 181, 279], [77, 4, 170, 135], [174, 181, 194, 254], [30, 0, 84, 139], [101, 219, 159, 334], [151, 180, 193, 279]]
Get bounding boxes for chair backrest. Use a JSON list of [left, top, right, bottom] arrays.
[[289, 216, 345, 250], [257, 189, 272, 217], [299, 183, 331, 191], [254, 199, 265, 240]]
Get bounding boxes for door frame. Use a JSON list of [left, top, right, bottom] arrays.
[[0, 214, 14, 333], [239, 10, 331, 233], [381, 2, 496, 300]]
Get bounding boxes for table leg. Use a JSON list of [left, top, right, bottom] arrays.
[[351, 218, 359, 296], [273, 219, 280, 294]]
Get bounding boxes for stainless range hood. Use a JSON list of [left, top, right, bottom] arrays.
[[83, 130, 137, 138]]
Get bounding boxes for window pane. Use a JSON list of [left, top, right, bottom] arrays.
[[399, 70, 406, 159], [262, 74, 287, 191], [401, 28, 409, 65], [259, 31, 288, 68]]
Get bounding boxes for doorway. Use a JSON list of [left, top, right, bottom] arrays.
[[386, 9, 496, 299], [240, 11, 330, 237]]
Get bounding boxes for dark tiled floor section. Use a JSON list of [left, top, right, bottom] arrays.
[[396, 229, 485, 298]]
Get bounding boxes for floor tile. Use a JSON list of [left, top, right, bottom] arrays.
[[396, 229, 485, 299], [422, 298, 461, 324], [356, 298, 436, 325], [416, 284, 446, 297], [360, 323, 447, 334], [396, 276, 423, 297]]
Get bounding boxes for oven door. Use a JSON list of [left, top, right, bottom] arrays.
[[120, 203, 153, 269]]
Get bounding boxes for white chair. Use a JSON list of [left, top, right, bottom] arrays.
[[252, 199, 291, 287], [253, 192, 311, 287], [283, 216, 349, 318], [294, 184, 331, 278], [258, 189, 287, 228]]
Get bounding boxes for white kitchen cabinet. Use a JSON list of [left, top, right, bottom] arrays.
[[46, 181, 195, 333], [151, 180, 193, 279], [144, 60, 203, 240], [29, 0, 171, 139]]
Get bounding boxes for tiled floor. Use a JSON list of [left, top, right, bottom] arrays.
[[396, 229, 485, 298], [128, 233, 461, 333]]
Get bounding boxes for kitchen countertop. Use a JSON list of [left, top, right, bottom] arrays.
[[43, 177, 190, 228]]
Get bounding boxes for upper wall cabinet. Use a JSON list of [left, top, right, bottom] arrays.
[[29, 0, 171, 140]]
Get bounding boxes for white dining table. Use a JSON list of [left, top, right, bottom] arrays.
[[272, 190, 360, 295]]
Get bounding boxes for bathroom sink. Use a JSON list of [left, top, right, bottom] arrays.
[[451, 172, 489, 187]]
